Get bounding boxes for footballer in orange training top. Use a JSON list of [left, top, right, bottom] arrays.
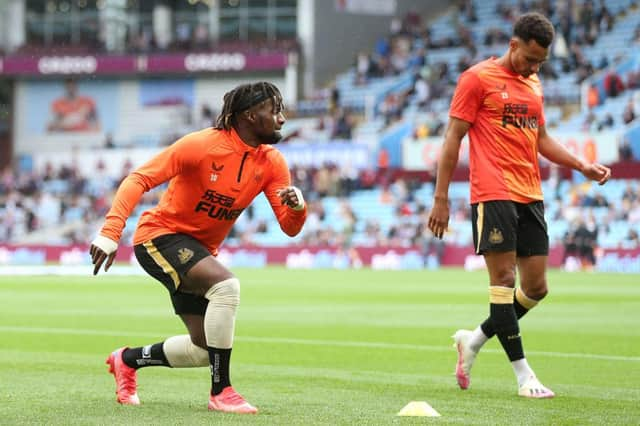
[[427, 13, 610, 400], [90, 82, 306, 414]]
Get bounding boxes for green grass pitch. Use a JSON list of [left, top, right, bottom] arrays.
[[1, 267, 639, 425]]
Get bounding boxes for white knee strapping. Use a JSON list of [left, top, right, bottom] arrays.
[[163, 335, 209, 368], [203, 277, 240, 349], [204, 277, 240, 304]]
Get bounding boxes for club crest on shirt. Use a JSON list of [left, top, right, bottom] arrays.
[[210, 162, 224, 182], [177, 248, 194, 264], [254, 171, 263, 183], [488, 228, 504, 244]]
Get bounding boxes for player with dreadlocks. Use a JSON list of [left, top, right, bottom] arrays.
[[90, 81, 307, 414]]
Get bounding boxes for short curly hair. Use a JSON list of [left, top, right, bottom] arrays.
[[513, 12, 555, 48]]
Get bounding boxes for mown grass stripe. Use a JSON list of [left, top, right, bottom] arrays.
[[2, 325, 638, 362]]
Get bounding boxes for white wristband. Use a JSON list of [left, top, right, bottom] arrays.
[[291, 186, 305, 211], [91, 235, 118, 255]]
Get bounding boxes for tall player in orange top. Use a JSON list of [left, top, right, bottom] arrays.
[[427, 13, 610, 398], [90, 82, 307, 414]]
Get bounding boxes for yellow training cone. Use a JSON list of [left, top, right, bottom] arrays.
[[397, 401, 441, 417]]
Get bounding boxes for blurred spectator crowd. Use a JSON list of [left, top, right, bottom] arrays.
[[3, 1, 640, 273], [2, 160, 639, 270]]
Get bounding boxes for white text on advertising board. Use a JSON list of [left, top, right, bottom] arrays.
[[184, 53, 246, 72], [38, 56, 98, 74]]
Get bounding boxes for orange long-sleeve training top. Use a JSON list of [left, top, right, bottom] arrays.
[[100, 127, 307, 255]]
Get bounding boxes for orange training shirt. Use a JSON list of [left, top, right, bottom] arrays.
[[100, 127, 307, 255], [449, 58, 546, 204]]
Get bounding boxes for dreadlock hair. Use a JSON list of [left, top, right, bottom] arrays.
[[513, 12, 555, 48], [215, 81, 283, 131]]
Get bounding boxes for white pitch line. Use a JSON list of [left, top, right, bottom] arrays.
[[1, 326, 638, 363], [0, 326, 163, 339], [237, 336, 640, 362]]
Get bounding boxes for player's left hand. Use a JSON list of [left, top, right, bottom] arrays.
[[581, 163, 611, 185], [277, 186, 305, 210]]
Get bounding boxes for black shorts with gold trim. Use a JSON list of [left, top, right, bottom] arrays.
[[134, 233, 212, 315], [471, 200, 548, 256]]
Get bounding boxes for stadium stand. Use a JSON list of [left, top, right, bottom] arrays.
[[2, 0, 640, 272]]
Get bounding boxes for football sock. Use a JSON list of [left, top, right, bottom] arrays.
[[209, 347, 232, 395], [514, 287, 540, 311], [468, 326, 489, 353], [512, 358, 535, 386], [163, 335, 209, 367], [489, 286, 525, 362], [122, 343, 170, 369], [203, 278, 240, 396], [480, 288, 539, 339]]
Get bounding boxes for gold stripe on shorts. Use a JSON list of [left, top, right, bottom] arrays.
[[476, 202, 484, 253], [143, 240, 180, 289]]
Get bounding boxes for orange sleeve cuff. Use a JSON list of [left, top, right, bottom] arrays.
[[277, 204, 307, 237]]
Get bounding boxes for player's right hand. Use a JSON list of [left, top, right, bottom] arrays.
[[90, 235, 118, 275], [428, 197, 450, 239]]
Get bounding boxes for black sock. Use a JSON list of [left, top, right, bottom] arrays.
[[490, 303, 524, 361], [122, 343, 170, 369], [481, 293, 528, 338], [209, 347, 232, 395]]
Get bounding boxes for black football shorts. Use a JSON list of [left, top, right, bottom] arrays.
[[134, 233, 212, 315], [471, 200, 549, 256]]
